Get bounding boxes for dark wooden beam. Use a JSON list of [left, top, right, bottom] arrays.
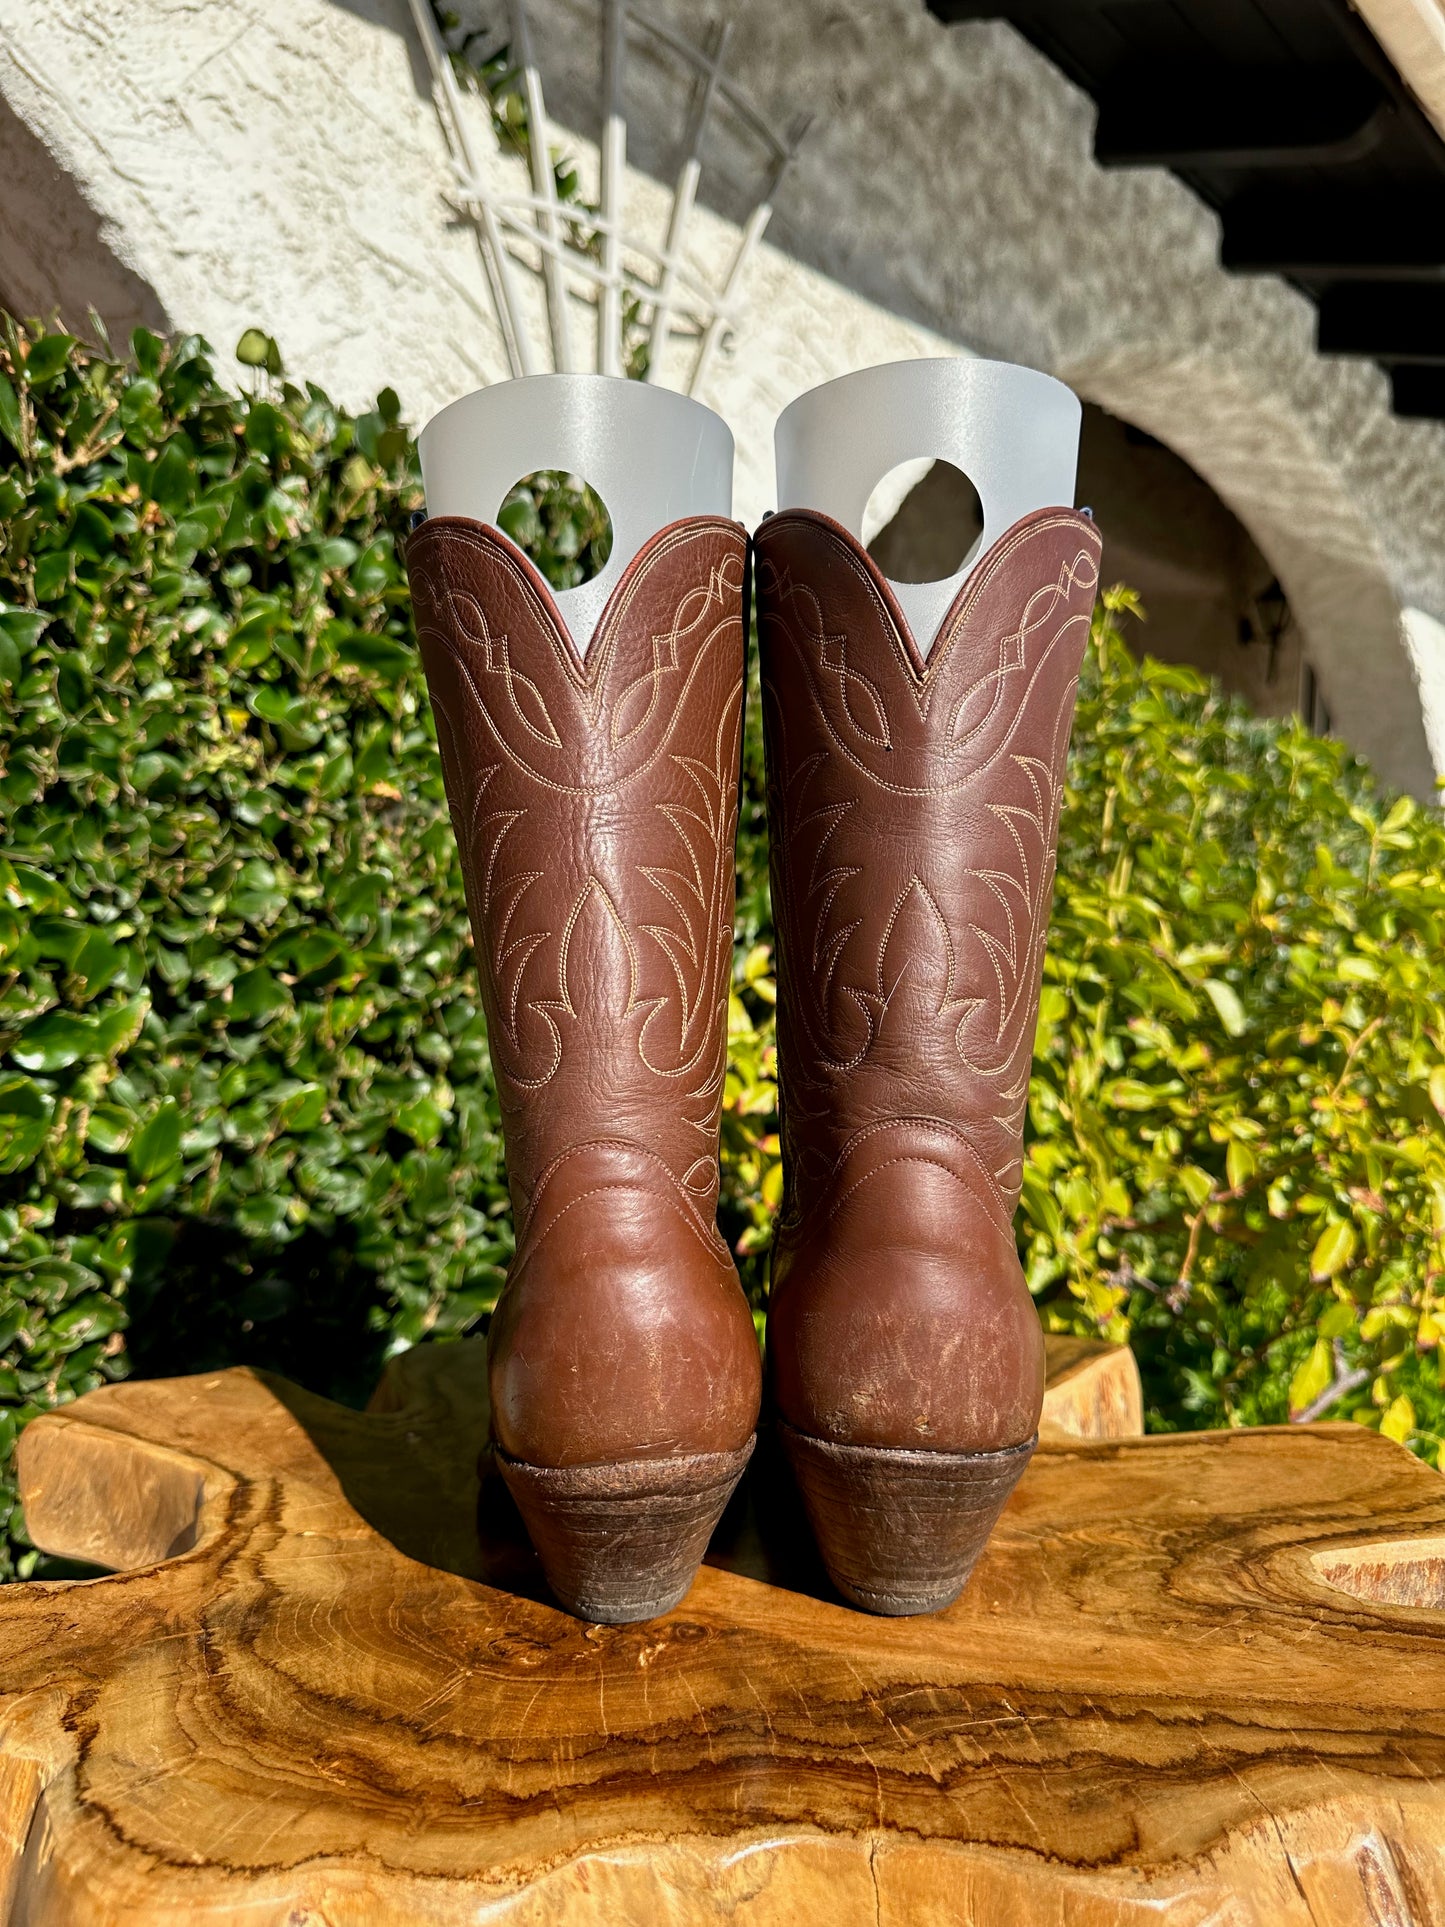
[[1317, 283, 1445, 359], [1390, 367, 1445, 419], [1222, 191, 1445, 278], [1095, 66, 1389, 170]]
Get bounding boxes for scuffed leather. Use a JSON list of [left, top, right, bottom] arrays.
[[406, 516, 761, 1468], [754, 506, 1102, 1454]]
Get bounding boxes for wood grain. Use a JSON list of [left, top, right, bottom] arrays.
[[1035, 1331, 1144, 1442], [3, 1336, 1444, 1924]]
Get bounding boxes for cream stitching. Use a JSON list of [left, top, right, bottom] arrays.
[[414, 522, 744, 1203], [756, 513, 1098, 1220]]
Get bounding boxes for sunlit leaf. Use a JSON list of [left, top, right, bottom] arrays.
[[1201, 978, 1246, 1037], [1288, 1339, 1332, 1415], [1309, 1220, 1357, 1283], [1380, 1394, 1416, 1446]]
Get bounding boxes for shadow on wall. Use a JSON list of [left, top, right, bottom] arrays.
[[0, 89, 168, 340], [1075, 404, 1305, 723], [868, 403, 1310, 726], [323, 0, 440, 102]]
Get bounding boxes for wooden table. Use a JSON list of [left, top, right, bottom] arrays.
[[2, 1335, 1444, 1924]]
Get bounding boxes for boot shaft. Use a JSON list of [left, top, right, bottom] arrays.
[[753, 505, 1102, 1230], [403, 385, 761, 1613], [406, 516, 747, 1241]]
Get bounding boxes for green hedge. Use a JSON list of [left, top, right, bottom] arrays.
[[0, 322, 504, 1574], [2, 319, 1444, 1580], [1039, 591, 1445, 1443]]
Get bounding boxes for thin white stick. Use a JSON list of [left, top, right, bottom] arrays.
[[508, 0, 574, 373], [689, 117, 807, 395], [691, 203, 769, 396], [408, 0, 533, 377], [463, 192, 737, 311], [646, 17, 729, 384], [598, 0, 628, 377]]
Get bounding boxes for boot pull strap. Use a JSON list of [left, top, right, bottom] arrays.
[[418, 375, 735, 656], [774, 359, 1082, 658]]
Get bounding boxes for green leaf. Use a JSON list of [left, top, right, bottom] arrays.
[[48, 1292, 125, 1344], [280, 1083, 327, 1133], [1336, 956, 1379, 984], [92, 997, 149, 1058], [56, 655, 90, 716], [85, 1104, 133, 1155], [1380, 1394, 1415, 1446], [68, 502, 113, 561], [283, 931, 347, 979], [1225, 1140, 1255, 1190], [1019, 1165, 1062, 1241], [21, 333, 76, 385], [131, 327, 165, 377], [229, 968, 292, 1022], [337, 633, 412, 680], [236, 328, 279, 370], [396, 1094, 445, 1147], [1317, 1300, 1356, 1340], [1103, 1078, 1163, 1111], [69, 931, 124, 1000], [1179, 1164, 1214, 1209], [0, 1074, 50, 1173], [1033, 983, 1068, 1054], [1288, 1338, 1332, 1415], [0, 604, 50, 654], [128, 1100, 182, 1181], [32, 550, 73, 602], [0, 371, 21, 451], [235, 1193, 292, 1239], [498, 493, 541, 547], [1309, 1219, 1357, 1283], [244, 400, 286, 457], [0, 1076, 46, 1120], [10, 1011, 97, 1072], [1201, 978, 1247, 1037], [149, 440, 195, 515]]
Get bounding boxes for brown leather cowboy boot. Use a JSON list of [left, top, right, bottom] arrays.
[[753, 505, 1101, 1613], [406, 514, 761, 1622]]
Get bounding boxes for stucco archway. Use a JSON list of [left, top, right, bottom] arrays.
[[1063, 344, 1435, 798]]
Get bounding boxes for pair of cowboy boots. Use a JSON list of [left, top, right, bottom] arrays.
[[406, 470, 1100, 1624]]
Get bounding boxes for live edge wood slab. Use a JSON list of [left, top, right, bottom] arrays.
[[2, 1338, 1445, 1924]]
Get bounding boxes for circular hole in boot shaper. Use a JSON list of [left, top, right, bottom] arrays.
[[498, 470, 614, 592], [863, 457, 985, 586]]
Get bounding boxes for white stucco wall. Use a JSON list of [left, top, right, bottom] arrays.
[[0, 0, 956, 533], [2, 0, 1443, 796]]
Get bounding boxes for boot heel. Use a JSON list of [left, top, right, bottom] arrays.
[[495, 1440, 754, 1624], [779, 1424, 1035, 1616]]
